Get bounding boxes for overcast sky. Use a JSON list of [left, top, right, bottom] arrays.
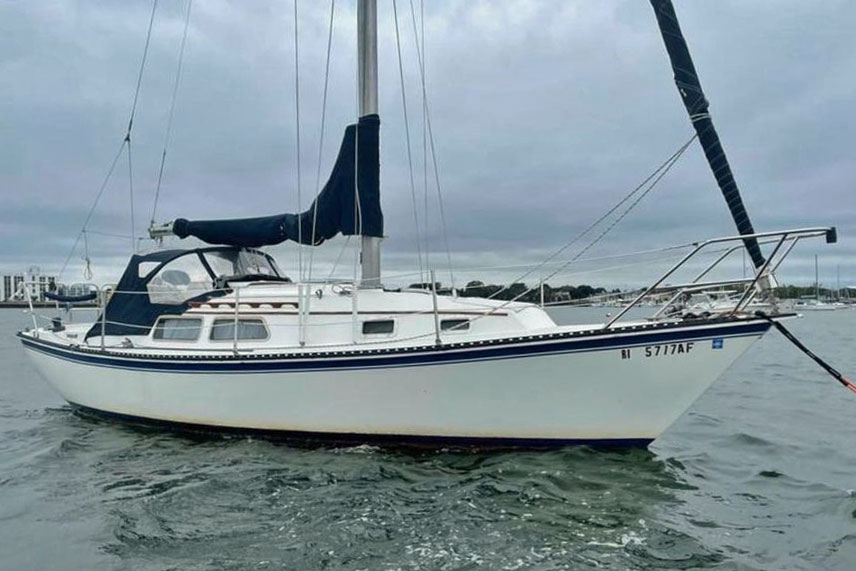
[[2, 0, 854, 289]]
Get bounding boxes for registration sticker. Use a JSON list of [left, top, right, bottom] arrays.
[[712, 338, 724, 349]]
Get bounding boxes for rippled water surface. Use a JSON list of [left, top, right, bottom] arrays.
[[2, 307, 856, 570]]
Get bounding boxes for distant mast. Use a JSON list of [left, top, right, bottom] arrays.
[[815, 254, 820, 301], [649, 0, 766, 270], [358, 0, 381, 287]]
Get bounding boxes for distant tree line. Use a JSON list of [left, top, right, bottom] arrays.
[[773, 285, 852, 299]]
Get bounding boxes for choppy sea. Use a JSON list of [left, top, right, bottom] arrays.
[[1, 306, 855, 570]]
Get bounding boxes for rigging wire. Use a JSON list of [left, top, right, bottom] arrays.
[[379, 241, 697, 284], [408, 0, 455, 289], [327, 235, 352, 280], [486, 134, 698, 301], [293, 0, 304, 280], [83, 229, 137, 240], [392, 0, 425, 284], [420, 0, 428, 278], [150, 0, 193, 227], [369, 134, 703, 336], [307, 0, 336, 283], [127, 139, 136, 254], [573, 136, 698, 257], [425, 90, 455, 289], [352, 6, 362, 286], [58, 0, 159, 281], [58, 140, 127, 280], [482, 133, 698, 314], [124, 0, 160, 254], [127, 0, 159, 138]]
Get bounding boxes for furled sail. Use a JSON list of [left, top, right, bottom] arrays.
[[171, 114, 382, 248], [649, 0, 765, 269]]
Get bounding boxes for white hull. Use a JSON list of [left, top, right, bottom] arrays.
[[20, 318, 768, 445]]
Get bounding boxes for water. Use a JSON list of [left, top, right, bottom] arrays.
[[2, 307, 855, 570]]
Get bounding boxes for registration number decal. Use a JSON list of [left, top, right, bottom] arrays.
[[619, 342, 696, 360], [644, 342, 694, 357]]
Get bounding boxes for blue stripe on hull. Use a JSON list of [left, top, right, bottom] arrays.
[[20, 320, 770, 374], [69, 403, 654, 450]]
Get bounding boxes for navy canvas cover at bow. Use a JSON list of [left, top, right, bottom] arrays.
[[649, 0, 765, 269]]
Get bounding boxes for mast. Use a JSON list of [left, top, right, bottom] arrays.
[[358, 0, 381, 287], [649, 0, 766, 270], [837, 265, 841, 300], [815, 254, 820, 301]]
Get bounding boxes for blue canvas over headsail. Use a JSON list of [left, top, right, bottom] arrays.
[[172, 114, 382, 247]]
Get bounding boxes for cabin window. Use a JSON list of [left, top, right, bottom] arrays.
[[441, 318, 470, 332], [147, 254, 213, 304], [238, 250, 280, 277], [203, 252, 237, 278], [152, 317, 202, 341], [137, 261, 159, 278], [362, 319, 395, 335], [210, 318, 269, 341], [203, 250, 282, 280]]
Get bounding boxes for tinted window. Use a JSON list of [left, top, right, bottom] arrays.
[[153, 318, 202, 341], [362, 320, 394, 335], [441, 319, 470, 332], [210, 318, 269, 341]]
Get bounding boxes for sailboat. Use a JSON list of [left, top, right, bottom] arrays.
[[795, 255, 839, 311], [18, 1, 835, 447]]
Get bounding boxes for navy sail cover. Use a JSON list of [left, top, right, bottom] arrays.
[[649, 0, 765, 269], [172, 114, 382, 247]]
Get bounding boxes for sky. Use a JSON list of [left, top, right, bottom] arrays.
[[1, 0, 854, 291]]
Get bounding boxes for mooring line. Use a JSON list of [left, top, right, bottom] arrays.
[[756, 312, 856, 394]]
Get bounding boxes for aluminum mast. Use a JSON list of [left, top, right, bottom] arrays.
[[358, 0, 381, 287]]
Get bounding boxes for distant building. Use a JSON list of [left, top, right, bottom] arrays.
[[553, 291, 572, 302], [0, 267, 57, 302]]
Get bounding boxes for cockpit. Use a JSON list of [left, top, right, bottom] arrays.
[[86, 246, 289, 340], [145, 247, 287, 305]]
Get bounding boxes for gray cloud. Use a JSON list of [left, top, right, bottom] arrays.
[[1, 0, 853, 290]]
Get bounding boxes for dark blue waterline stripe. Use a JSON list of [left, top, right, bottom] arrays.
[[69, 403, 654, 450], [20, 320, 770, 373]]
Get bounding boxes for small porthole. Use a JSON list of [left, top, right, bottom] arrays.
[[362, 319, 394, 335], [441, 318, 470, 332]]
